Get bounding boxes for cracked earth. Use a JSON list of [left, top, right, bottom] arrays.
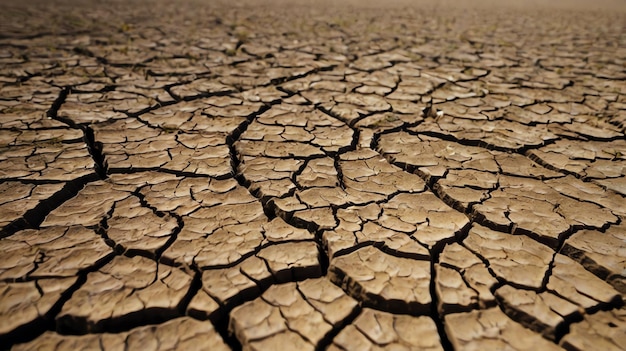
[[1, 0, 626, 350]]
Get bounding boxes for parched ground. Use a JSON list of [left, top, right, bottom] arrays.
[[1, 0, 626, 350]]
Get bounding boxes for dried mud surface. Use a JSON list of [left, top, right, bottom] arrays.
[[1, 0, 626, 350]]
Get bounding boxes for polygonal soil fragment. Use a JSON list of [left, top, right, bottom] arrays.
[[198, 256, 271, 312], [435, 264, 480, 315], [322, 188, 467, 259], [230, 278, 358, 351], [434, 169, 498, 212], [169, 78, 233, 100], [0, 85, 67, 130], [561, 224, 626, 294], [168, 216, 266, 269], [0, 182, 64, 232], [0, 129, 95, 181], [472, 176, 617, 248], [321, 92, 392, 126], [377, 131, 500, 181], [439, 242, 498, 308], [57, 255, 192, 333], [445, 307, 563, 351], [161, 183, 268, 268], [339, 148, 426, 200], [165, 185, 315, 270], [412, 114, 558, 151], [139, 97, 262, 133], [58, 90, 159, 123], [277, 204, 338, 231], [529, 139, 626, 191], [462, 224, 554, 289], [40, 180, 132, 228], [329, 245, 431, 314], [139, 177, 238, 216], [0, 225, 112, 280], [595, 177, 626, 197], [323, 202, 430, 260], [257, 241, 322, 282], [197, 241, 321, 311], [39, 173, 183, 231], [545, 176, 626, 218], [239, 156, 303, 199], [0, 277, 75, 339], [243, 107, 354, 153], [236, 140, 325, 158], [12, 317, 230, 351], [106, 196, 179, 256], [329, 308, 443, 351], [297, 157, 340, 189], [93, 118, 233, 177], [380, 192, 469, 249], [547, 254, 622, 311], [495, 285, 580, 340], [560, 308, 626, 351]]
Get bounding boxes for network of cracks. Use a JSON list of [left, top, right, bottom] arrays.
[[1, 1, 626, 350]]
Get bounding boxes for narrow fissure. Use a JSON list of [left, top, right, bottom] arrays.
[[0, 174, 96, 238], [82, 126, 108, 179], [428, 243, 455, 351]]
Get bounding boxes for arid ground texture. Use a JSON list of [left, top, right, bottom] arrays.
[[1, 0, 626, 350]]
